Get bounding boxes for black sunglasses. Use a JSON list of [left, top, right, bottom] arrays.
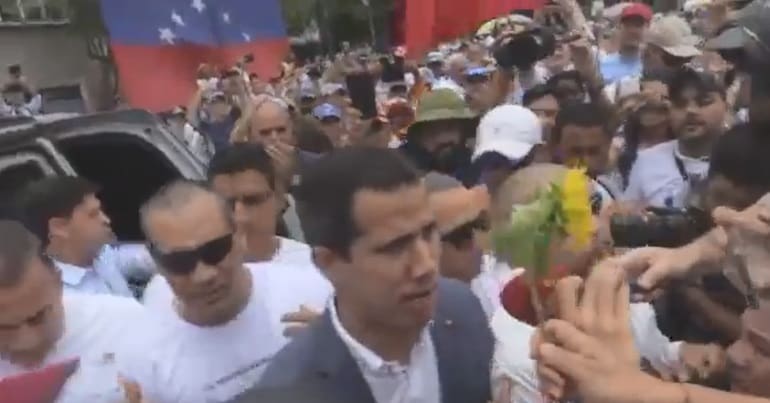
[[441, 215, 490, 247], [148, 233, 233, 275]]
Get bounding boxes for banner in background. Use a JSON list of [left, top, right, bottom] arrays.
[[101, 0, 288, 112]]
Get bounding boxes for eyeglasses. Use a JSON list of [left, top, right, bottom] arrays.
[[148, 233, 233, 275]]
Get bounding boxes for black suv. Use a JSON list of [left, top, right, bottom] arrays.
[[0, 109, 206, 241]]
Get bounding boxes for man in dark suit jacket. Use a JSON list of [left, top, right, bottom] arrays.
[[230, 148, 493, 403]]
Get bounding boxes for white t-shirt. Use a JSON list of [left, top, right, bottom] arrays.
[[125, 268, 293, 403], [269, 237, 313, 268], [622, 140, 709, 209], [0, 293, 149, 403]]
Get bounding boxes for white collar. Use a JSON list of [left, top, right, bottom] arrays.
[[55, 260, 90, 287], [328, 299, 431, 374], [674, 141, 710, 162]]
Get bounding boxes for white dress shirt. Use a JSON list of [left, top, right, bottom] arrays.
[[329, 301, 441, 403], [0, 293, 150, 403], [56, 244, 155, 298]]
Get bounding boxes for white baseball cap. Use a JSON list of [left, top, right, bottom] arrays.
[[472, 105, 543, 162]]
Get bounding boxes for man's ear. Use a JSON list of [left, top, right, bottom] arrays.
[[48, 217, 70, 241], [311, 246, 344, 285]]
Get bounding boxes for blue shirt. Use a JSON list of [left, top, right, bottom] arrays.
[[199, 115, 237, 152], [56, 244, 156, 298], [599, 53, 642, 85]]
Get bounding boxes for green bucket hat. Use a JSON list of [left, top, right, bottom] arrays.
[[407, 89, 476, 137]]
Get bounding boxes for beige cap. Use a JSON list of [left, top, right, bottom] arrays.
[[645, 15, 702, 58]]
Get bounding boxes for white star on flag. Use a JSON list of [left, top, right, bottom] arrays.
[[191, 0, 205, 13], [159, 27, 176, 44], [171, 10, 185, 26], [222, 12, 230, 23], [241, 32, 251, 41]]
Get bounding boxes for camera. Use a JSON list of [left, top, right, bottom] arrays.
[[493, 26, 556, 70], [610, 207, 713, 248]]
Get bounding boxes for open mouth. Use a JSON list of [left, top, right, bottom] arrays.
[[402, 286, 437, 302]]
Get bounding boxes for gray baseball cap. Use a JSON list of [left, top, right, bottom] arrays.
[[705, 0, 770, 60]]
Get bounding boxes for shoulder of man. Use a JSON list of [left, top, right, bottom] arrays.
[[636, 139, 676, 161], [435, 277, 494, 344], [257, 315, 326, 388]]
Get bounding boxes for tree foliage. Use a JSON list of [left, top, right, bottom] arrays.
[[281, 0, 395, 47]]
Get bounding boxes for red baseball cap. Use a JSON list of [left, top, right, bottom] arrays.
[[621, 3, 653, 22]]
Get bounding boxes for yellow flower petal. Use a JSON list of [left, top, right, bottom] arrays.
[[561, 168, 594, 250]]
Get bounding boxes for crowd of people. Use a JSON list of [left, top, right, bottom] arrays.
[[4, 0, 770, 402]]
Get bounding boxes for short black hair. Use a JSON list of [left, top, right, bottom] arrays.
[[552, 102, 610, 144], [546, 70, 584, 88], [0, 220, 46, 288], [295, 147, 421, 256], [668, 68, 726, 101], [14, 177, 98, 246], [208, 143, 276, 190], [522, 84, 556, 107], [709, 123, 770, 194]]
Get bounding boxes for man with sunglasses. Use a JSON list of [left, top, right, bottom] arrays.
[[0, 220, 150, 402], [125, 181, 316, 403], [143, 144, 332, 327], [425, 173, 497, 317]]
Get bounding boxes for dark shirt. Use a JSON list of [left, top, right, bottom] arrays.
[[199, 108, 241, 152]]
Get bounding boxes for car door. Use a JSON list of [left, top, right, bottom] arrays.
[[43, 109, 206, 240]]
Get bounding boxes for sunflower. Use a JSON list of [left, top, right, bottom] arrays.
[[560, 168, 595, 250]]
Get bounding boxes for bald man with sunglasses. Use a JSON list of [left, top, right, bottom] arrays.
[[121, 181, 328, 403]]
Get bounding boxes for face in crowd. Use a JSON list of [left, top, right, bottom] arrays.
[[414, 119, 466, 172], [618, 15, 647, 51], [324, 183, 439, 330], [552, 104, 611, 179], [49, 192, 114, 262], [143, 185, 247, 326], [207, 95, 232, 120], [319, 115, 346, 148], [307, 150, 440, 334], [209, 146, 278, 247], [669, 82, 727, 142], [0, 222, 65, 368], [247, 100, 295, 146], [527, 93, 559, 143]]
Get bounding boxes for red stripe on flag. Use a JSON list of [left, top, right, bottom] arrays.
[[405, 0, 436, 58], [111, 39, 287, 112], [405, 0, 545, 58]]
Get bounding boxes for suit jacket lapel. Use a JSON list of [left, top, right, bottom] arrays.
[[310, 312, 376, 403], [432, 303, 463, 403]]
